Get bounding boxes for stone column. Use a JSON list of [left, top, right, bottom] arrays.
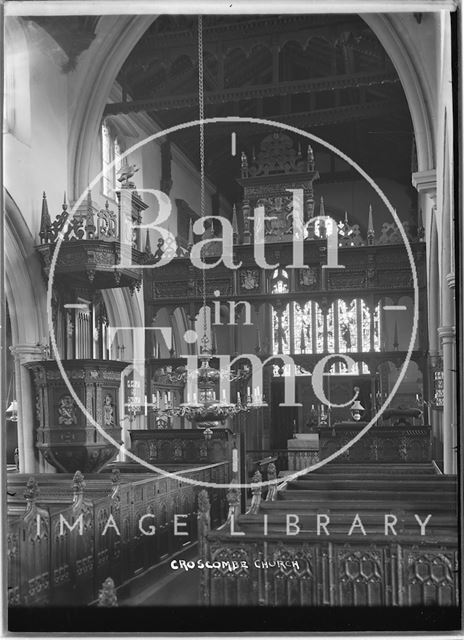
[[9, 344, 47, 473], [438, 325, 456, 473], [412, 170, 445, 463], [412, 170, 438, 352]]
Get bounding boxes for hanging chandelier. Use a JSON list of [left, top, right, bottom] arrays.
[[151, 16, 265, 437], [155, 343, 266, 436]]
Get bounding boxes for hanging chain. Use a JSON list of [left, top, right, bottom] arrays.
[[198, 15, 208, 349]]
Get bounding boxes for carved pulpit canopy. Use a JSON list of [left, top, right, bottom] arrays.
[[35, 186, 150, 291]]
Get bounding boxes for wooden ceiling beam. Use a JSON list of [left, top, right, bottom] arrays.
[[105, 70, 400, 116], [165, 100, 408, 148], [136, 15, 361, 54]]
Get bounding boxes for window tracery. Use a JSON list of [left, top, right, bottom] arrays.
[[271, 281, 381, 376]]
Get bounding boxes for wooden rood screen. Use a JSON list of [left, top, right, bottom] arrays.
[[7, 462, 229, 606]]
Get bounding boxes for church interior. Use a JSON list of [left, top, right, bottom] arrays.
[[4, 7, 460, 630]]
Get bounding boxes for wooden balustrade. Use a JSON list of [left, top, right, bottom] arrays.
[[319, 424, 432, 463], [287, 449, 319, 471], [7, 462, 229, 606], [130, 428, 234, 465]]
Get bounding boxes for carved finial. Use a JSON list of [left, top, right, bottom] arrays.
[[297, 141, 302, 157], [246, 470, 263, 514], [24, 477, 39, 503], [39, 191, 52, 243], [63, 192, 68, 212], [72, 470, 86, 496], [251, 469, 262, 488], [344, 211, 348, 224], [111, 469, 121, 486], [265, 462, 278, 501], [267, 463, 277, 481], [197, 489, 210, 513], [187, 217, 194, 248], [241, 151, 248, 178], [144, 229, 152, 254], [393, 320, 399, 350], [226, 483, 240, 507], [98, 577, 118, 607], [232, 204, 238, 240], [85, 190, 95, 239], [307, 144, 314, 171], [318, 198, 327, 239], [367, 204, 375, 245]]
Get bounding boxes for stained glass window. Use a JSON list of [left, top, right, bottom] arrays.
[[271, 268, 289, 294], [269, 258, 382, 375], [293, 302, 312, 354], [271, 269, 291, 355], [338, 299, 358, 352], [271, 285, 382, 375]]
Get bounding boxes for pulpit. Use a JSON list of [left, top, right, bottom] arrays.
[[26, 359, 128, 473]]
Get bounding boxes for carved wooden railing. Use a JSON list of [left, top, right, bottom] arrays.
[[145, 242, 426, 312], [318, 424, 432, 463], [130, 428, 234, 465], [7, 463, 229, 607]]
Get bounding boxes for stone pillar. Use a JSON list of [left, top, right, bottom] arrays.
[[9, 344, 48, 473], [438, 325, 456, 474], [412, 170, 438, 352], [412, 170, 445, 464]]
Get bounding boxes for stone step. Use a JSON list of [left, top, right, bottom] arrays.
[[237, 524, 457, 537], [284, 473, 448, 486], [285, 479, 456, 491], [280, 489, 456, 501], [303, 463, 437, 475], [239, 512, 458, 526], [260, 499, 457, 513], [279, 485, 457, 502]]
